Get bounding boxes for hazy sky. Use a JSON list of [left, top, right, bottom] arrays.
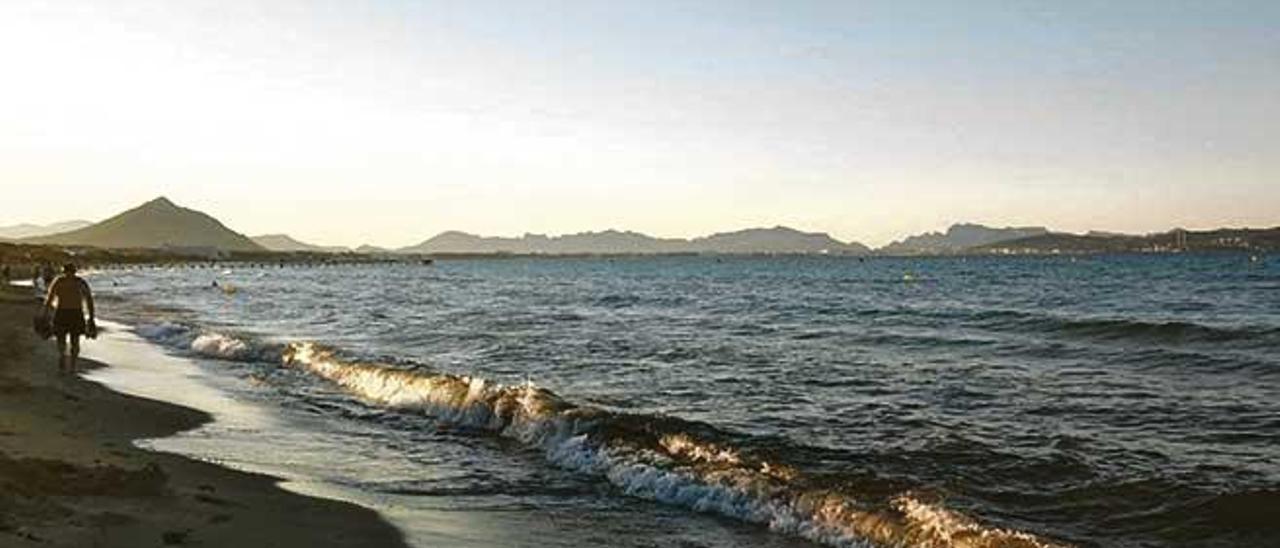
[[1, 1, 1277, 247]]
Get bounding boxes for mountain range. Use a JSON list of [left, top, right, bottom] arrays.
[[879, 223, 1050, 255], [11, 198, 871, 255], [8, 197, 1278, 255], [400, 227, 870, 255], [976, 228, 1280, 254]]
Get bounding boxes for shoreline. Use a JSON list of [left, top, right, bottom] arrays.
[[0, 286, 408, 547]]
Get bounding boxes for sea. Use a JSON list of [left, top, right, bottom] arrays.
[[82, 254, 1278, 547]]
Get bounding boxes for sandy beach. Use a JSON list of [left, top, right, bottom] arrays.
[[0, 285, 407, 548]]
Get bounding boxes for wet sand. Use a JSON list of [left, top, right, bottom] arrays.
[[0, 286, 407, 547]]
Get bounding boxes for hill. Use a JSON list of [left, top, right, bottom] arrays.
[[977, 227, 1280, 254], [690, 226, 870, 254], [25, 197, 263, 252], [0, 220, 93, 240], [355, 244, 392, 254], [880, 223, 1049, 255], [251, 234, 350, 253], [399, 226, 869, 255], [404, 230, 689, 254]]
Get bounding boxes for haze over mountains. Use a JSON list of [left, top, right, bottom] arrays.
[[14, 198, 873, 255], [0, 220, 93, 240], [400, 227, 871, 255], [9, 197, 1278, 255], [250, 234, 350, 254]]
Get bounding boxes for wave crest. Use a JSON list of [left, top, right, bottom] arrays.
[[136, 322, 279, 362], [281, 342, 1066, 548]]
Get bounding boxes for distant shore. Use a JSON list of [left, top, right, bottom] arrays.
[[0, 285, 406, 547], [4, 227, 1276, 276]]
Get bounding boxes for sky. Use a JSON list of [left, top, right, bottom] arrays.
[[0, 1, 1277, 248]]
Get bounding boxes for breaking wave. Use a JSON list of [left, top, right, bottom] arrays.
[[127, 321, 1067, 546], [135, 322, 281, 362], [279, 342, 1066, 548]]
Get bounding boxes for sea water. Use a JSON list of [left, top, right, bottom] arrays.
[[86, 255, 1279, 547]]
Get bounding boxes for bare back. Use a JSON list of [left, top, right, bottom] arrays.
[[46, 275, 90, 311]]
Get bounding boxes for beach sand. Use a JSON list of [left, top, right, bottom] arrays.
[[0, 286, 407, 547]]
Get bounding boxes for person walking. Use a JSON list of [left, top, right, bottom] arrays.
[[40, 262, 56, 289], [42, 263, 96, 374]]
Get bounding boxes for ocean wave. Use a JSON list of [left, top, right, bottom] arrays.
[[1038, 318, 1277, 346], [135, 322, 197, 348], [281, 342, 1067, 548], [932, 309, 1280, 349], [135, 322, 280, 362]]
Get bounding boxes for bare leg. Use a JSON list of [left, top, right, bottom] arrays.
[[68, 335, 81, 374], [55, 333, 68, 373]]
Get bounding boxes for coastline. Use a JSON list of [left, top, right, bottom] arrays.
[[0, 286, 408, 547]]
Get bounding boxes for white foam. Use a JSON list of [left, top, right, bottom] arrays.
[[191, 333, 251, 359], [282, 342, 1069, 548], [134, 323, 276, 363], [135, 322, 195, 347]]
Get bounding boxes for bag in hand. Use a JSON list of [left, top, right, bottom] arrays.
[[86, 319, 98, 340], [32, 315, 52, 340]]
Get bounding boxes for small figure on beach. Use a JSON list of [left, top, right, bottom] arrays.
[[41, 263, 97, 374], [1, 263, 10, 284]]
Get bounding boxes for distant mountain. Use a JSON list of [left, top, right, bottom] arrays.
[[399, 226, 869, 255], [880, 223, 1049, 255], [542, 230, 691, 254], [0, 220, 93, 240], [355, 244, 392, 254], [25, 197, 263, 252], [689, 226, 870, 254], [404, 230, 685, 254], [404, 231, 536, 254], [977, 227, 1280, 254], [252, 234, 350, 253], [1084, 230, 1135, 239]]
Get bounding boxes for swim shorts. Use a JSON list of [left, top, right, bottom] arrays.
[[52, 308, 85, 337]]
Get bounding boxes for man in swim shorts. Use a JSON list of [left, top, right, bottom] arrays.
[[42, 263, 96, 374]]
